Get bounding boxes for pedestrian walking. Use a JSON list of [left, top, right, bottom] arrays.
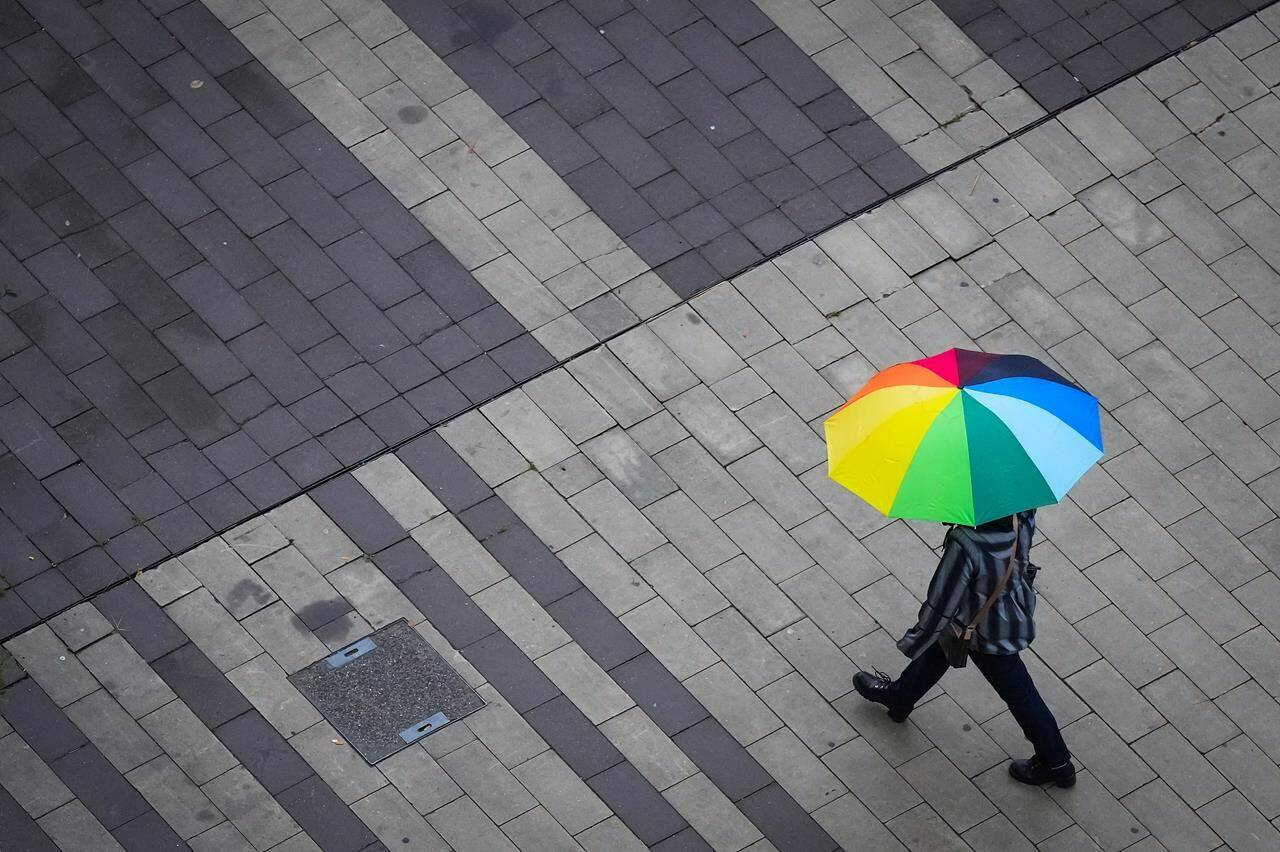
[[823, 347, 1103, 790], [850, 509, 1076, 788]]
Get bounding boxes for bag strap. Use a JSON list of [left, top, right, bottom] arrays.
[[966, 514, 1021, 631]]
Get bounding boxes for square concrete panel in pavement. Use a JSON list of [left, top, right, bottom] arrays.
[[289, 618, 484, 764]]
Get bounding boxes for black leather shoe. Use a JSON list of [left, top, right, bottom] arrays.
[[1009, 756, 1076, 788], [853, 670, 910, 722]]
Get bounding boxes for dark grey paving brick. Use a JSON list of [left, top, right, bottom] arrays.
[[610, 651, 709, 735], [108, 201, 202, 277], [216, 710, 313, 794], [462, 631, 559, 712], [194, 160, 286, 237], [0, 786, 54, 851], [181, 211, 273, 289], [525, 694, 626, 776], [267, 170, 358, 247], [110, 809, 187, 852], [94, 580, 187, 661], [546, 587, 646, 669], [51, 744, 149, 830], [142, 365, 237, 446], [64, 92, 154, 168], [587, 761, 689, 845], [738, 783, 839, 851], [83, 303, 179, 382], [207, 110, 297, 184], [0, 678, 87, 761], [152, 643, 252, 728], [276, 775, 379, 852], [672, 717, 773, 800], [168, 263, 259, 340], [220, 61, 312, 137]]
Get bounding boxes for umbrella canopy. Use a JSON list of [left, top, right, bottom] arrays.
[[824, 348, 1103, 526]]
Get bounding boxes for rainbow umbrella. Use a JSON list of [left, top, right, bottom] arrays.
[[824, 348, 1103, 526]]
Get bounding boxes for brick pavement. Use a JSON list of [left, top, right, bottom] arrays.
[[5, 0, 1269, 628], [6, 3, 1280, 852], [934, 0, 1275, 112]]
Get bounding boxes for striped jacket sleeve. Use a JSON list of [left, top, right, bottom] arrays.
[[897, 534, 974, 659]]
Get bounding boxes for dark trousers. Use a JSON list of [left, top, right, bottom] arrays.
[[896, 642, 1071, 766]]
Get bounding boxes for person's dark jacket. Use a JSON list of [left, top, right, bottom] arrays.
[[898, 510, 1038, 659]]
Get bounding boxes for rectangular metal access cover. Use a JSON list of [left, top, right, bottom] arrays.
[[289, 618, 485, 764]]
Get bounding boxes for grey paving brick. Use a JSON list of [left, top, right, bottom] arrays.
[[47, 604, 113, 653], [1215, 246, 1280, 325], [632, 543, 727, 625], [685, 661, 781, 747], [473, 577, 568, 659], [1178, 455, 1275, 536], [164, 588, 263, 673], [1114, 394, 1208, 474], [717, 501, 813, 585], [126, 755, 222, 839], [566, 480, 665, 561], [482, 389, 577, 472], [1059, 99, 1155, 176], [202, 765, 300, 851], [1046, 769, 1148, 852], [1097, 77, 1188, 151], [240, 601, 329, 675], [1121, 778, 1218, 852], [771, 244, 865, 318], [649, 435, 744, 520], [1142, 670, 1239, 754], [511, 750, 610, 834], [375, 744, 461, 816], [1159, 135, 1251, 212], [178, 539, 276, 620], [1050, 331, 1145, 409], [1018, 120, 1109, 195], [524, 369, 614, 444], [536, 643, 633, 725], [1152, 187, 1245, 265], [350, 786, 449, 851], [1207, 734, 1280, 820], [620, 597, 717, 679], [823, 737, 920, 821], [558, 534, 654, 616], [0, 732, 73, 818], [688, 284, 781, 361], [496, 472, 591, 553], [4, 625, 96, 708], [1082, 595, 1174, 684], [62, 690, 159, 774], [1081, 552, 1180, 634], [1182, 37, 1267, 111], [135, 699, 233, 789], [77, 633, 175, 718], [37, 799, 125, 852], [707, 554, 801, 638], [815, 219, 913, 302], [1076, 178, 1171, 255], [694, 609, 791, 692], [1152, 614, 1249, 699], [884, 803, 967, 852], [768, 617, 855, 702], [1139, 240, 1235, 319], [437, 740, 536, 826], [1200, 788, 1279, 852], [1060, 279, 1153, 358]]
